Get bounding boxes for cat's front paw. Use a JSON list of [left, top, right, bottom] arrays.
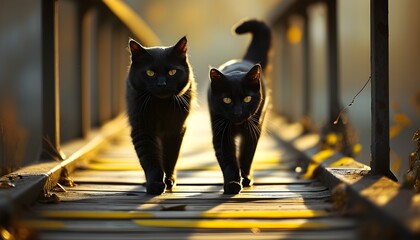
[[164, 177, 176, 190], [242, 176, 253, 187], [146, 181, 166, 195], [223, 181, 242, 194]]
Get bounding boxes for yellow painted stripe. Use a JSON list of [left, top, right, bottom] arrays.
[[39, 210, 328, 219], [40, 211, 153, 219], [200, 210, 328, 218], [134, 219, 328, 229], [312, 149, 335, 163], [303, 163, 318, 179], [85, 163, 142, 171], [92, 158, 137, 164], [303, 150, 335, 179], [22, 220, 64, 229], [329, 157, 355, 167]]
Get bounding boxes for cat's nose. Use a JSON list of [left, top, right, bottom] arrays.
[[233, 106, 242, 116], [156, 77, 167, 87]]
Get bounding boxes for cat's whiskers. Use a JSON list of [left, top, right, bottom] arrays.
[[173, 94, 190, 112], [178, 94, 190, 109], [212, 117, 228, 137], [246, 115, 261, 146]]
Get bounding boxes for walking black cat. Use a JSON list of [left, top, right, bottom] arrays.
[[208, 19, 271, 194], [126, 37, 195, 195]]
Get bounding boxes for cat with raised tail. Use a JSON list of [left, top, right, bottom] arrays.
[[126, 37, 195, 195], [208, 19, 271, 194]]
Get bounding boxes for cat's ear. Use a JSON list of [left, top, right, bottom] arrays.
[[129, 39, 148, 56], [172, 36, 188, 57], [210, 68, 225, 91], [245, 64, 262, 89]]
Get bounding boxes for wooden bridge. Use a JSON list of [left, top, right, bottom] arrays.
[[8, 111, 362, 240], [1, 0, 419, 239]]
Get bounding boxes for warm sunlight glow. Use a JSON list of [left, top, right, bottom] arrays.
[[287, 25, 302, 44]]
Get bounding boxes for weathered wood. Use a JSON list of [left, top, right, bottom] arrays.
[[71, 169, 312, 185], [35, 201, 333, 212], [64, 183, 328, 193], [38, 231, 357, 240], [24, 218, 356, 231], [22, 111, 359, 239]]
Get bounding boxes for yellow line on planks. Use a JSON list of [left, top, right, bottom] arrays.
[[85, 163, 288, 171], [22, 220, 65, 229], [40, 211, 153, 219], [39, 210, 328, 219], [133, 219, 328, 229], [200, 210, 328, 218], [329, 157, 356, 167], [303, 149, 335, 179], [85, 163, 142, 171]]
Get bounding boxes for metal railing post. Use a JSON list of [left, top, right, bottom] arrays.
[[326, 0, 340, 123], [370, 0, 397, 180], [302, 11, 310, 117], [41, 0, 63, 161]]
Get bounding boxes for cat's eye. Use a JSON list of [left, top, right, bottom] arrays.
[[168, 69, 177, 76], [243, 96, 252, 103], [146, 69, 155, 77], [223, 97, 232, 104]]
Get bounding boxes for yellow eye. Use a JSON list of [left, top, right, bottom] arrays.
[[146, 69, 155, 77], [223, 97, 232, 104], [168, 69, 177, 76], [243, 96, 252, 103]]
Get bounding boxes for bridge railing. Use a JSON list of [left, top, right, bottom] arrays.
[[0, 0, 160, 175], [269, 0, 396, 180], [40, 0, 160, 160]]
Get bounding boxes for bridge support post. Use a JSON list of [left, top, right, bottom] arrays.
[[370, 0, 397, 181], [41, 0, 64, 161]]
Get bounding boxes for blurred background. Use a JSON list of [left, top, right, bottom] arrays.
[[0, 0, 419, 180], [124, 0, 281, 97]]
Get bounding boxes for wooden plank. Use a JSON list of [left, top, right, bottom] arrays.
[[42, 190, 331, 202], [71, 170, 311, 185], [22, 111, 361, 239], [90, 151, 295, 167], [65, 184, 328, 193], [35, 201, 333, 212], [38, 230, 357, 240], [133, 218, 354, 230], [23, 218, 355, 231], [36, 209, 330, 219]]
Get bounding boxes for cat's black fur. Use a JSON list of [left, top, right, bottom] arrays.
[[126, 37, 195, 195], [208, 19, 271, 194]]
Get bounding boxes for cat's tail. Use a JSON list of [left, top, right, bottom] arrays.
[[234, 19, 271, 69]]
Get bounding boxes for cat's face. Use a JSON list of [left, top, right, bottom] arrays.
[[128, 37, 190, 98], [209, 65, 262, 124]]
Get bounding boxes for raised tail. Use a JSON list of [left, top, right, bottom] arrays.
[[234, 19, 271, 69]]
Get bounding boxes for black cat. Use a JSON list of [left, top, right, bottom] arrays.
[[208, 20, 271, 194], [126, 37, 195, 195]]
